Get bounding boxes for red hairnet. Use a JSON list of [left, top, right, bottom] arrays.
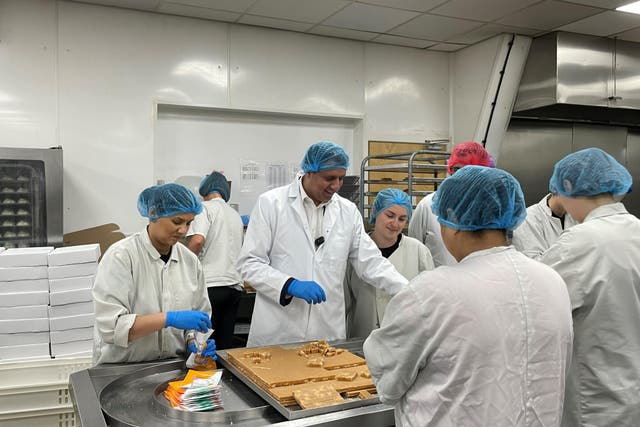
[[447, 142, 492, 174]]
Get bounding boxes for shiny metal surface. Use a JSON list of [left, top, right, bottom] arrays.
[[614, 41, 640, 110], [571, 124, 627, 162]]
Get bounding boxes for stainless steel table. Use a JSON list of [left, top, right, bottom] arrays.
[[69, 340, 395, 426]]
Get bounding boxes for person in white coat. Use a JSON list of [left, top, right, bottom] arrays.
[[345, 188, 433, 339], [187, 171, 244, 350], [538, 148, 639, 427], [364, 166, 573, 427], [238, 141, 408, 347], [512, 193, 577, 258], [93, 184, 215, 364], [408, 141, 492, 267]]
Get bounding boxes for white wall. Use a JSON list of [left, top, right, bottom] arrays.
[[0, 0, 452, 234]]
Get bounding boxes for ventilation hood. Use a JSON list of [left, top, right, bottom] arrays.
[[513, 32, 640, 126]]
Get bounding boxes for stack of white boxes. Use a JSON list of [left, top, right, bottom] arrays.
[[48, 243, 100, 358], [0, 247, 53, 361]]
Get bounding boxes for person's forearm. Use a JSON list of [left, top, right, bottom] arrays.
[[128, 312, 167, 342]]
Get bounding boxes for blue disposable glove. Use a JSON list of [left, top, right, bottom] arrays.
[[165, 310, 211, 332], [187, 339, 217, 361], [288, 280, 326, 304]]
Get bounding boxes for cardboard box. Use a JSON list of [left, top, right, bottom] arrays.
[[0, 317, 49, 333], [49, 313, 94, 331], [49, 287, 92, 306], [0, 278, 49, 293], [0, 266, 48, 281], [48, 262, 98, 280], [51, 339, 93, 357], [63, 223, 125, 261], [50, 327, 93, 344], [48, 244, 101, 266], [0, 331, 50, 346], [0, 304, 48, 320], [0, 343, 50, 360], [49, 275, 95, 293], [0, 291, 49, 307], [48, 301, 94, 318], [0, 247, 54, 267]]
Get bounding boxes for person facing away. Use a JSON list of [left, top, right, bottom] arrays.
[[237, 141, 408, 347], [512, 192, 577, 258], [364, 166, 573, 427], [186, 171, 244, 350], [344, 188, 433, 339], [408, 141, 493, 267], [93, 183, 215, 364], [538, 147, 640, 427]]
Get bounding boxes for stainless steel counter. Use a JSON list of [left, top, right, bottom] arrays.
[[69, 340, 395, 427]]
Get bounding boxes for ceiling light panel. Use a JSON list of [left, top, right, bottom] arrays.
[[391, 13, 484, 41], [322, 3, 421, 33]]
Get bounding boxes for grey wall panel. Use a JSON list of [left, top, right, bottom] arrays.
[[572, 124, 627, 162], [499, 120, 573, 206], [625, 130, 640, 217]]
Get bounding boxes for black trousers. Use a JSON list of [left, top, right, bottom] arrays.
[[208, 286, 242, 350]]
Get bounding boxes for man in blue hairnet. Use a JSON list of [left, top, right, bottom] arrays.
[[93, 184, 214, 364], [364, 166, 573, 427], [539, 147, 640, 427], [238, 141, 408, 347], [187, 171, 243, 350]]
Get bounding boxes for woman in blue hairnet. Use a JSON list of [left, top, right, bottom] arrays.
[[364, 166, 573, 427], [345, 188, 433, 338], [93, 183, 215, 364], [539, 148, 640, 427]]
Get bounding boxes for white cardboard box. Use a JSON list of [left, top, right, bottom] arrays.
[[0, 278, 49, 293], [49, 275, 95, 293], [0, 304, 48, 320], [0, 291, 49, 307], [49, 313, 95, 331], [0, 266, 48, 281], [0, 343, 50, 360], [48, 244, 101, 266], [0, 317, 49, 333], [50, 327, 93, 344], [51, 339, 93, 357], [0, 331, 50, 346], [48, 262, 98, 280], [48, 301, 94, 318], [49, 287, 92, 306], [0, 247, 54, 267]]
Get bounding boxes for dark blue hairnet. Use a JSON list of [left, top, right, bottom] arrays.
[[301, 141, 349, 173], [432, 166, 526, 231], [369, 188, 412, 225], [137, 183, 202, 221], [549, 148, 632, 197], [199, 172, 231, 202]]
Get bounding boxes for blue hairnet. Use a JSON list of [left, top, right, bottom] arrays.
[[369, 188, 412, 225], [137, 183, 202, 221], [432, 166, 526, 231], [199, 171, 231, 202], [301, 141, 349, 173], [549, 148, 632, 197]]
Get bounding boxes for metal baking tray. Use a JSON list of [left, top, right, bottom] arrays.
[[217, 342, 380, 421]]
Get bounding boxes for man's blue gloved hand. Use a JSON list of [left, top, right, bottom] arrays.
[[187, 339, 217, 361], [165, 311, 211, 332], [288, 279, 326, 304]]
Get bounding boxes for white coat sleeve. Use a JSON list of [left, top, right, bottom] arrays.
[[187, 209, 210, 238], [538, 233, 586, 311], [363, 283, 434, 404], [408, 199, 429, 244], [349, 209, 408, 295], [418, 243, 435, 273], [237, 195, 290, 301], [92, 248, 138, 348], [512, 221, 547, 258], [194, 262, 211, 317]]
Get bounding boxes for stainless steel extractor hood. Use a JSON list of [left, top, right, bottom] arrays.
[[513, 32, 640, 126]]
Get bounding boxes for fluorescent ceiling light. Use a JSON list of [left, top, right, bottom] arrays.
[[617, 1, 640, 14]]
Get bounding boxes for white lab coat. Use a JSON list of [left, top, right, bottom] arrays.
[[512, 194, 577, 258], [539, 203, 640, 427], [407, 192, 457, 267], [187, 198, 243, 288], [364, 246, 573, 427], [238, 178, 408, 347], [345, 234, 434, 338], [92, 228, 211, 364]]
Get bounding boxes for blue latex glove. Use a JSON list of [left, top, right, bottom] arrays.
[[288, 279, 326, 304], [187, 339, 217, 361], [165, 311, 211, 332]]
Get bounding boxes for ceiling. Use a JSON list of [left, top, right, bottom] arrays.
[[72, 0, 640, 51]]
